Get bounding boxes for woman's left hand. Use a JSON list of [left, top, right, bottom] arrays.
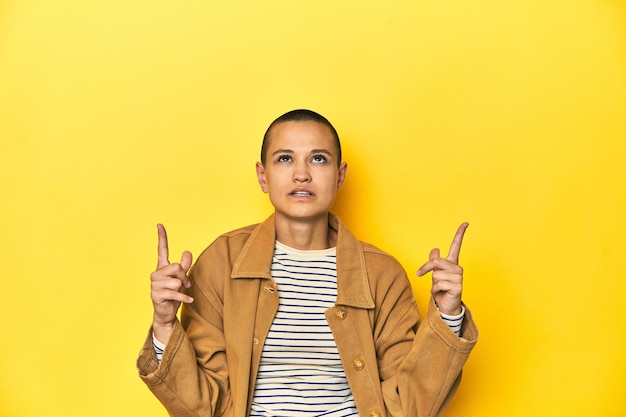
[[416, 223, 469, 316]]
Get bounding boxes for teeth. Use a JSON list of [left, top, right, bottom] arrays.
[[293, 191, 311, 196]]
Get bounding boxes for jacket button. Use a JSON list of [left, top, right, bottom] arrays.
[[353, 359, 365, 371], [369, 411, 381, 417], [336, 309, 347, 320]]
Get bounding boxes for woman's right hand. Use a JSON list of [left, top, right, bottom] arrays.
[[150, 224, 194, 344]]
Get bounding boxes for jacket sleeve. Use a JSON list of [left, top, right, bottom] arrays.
[[396, 298, 478, 417], [136, 244, 233, 417], [371, 259, 478, 417]]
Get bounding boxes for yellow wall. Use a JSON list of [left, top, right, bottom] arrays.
[[1, 0, 625, 416]]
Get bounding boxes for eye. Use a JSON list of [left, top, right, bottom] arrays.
[[277, 154, 292, 163], [311, 154, 327, 164]]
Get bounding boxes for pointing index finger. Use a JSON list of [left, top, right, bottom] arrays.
[[157, 223, 170, 268], [446, 222, 469, 264]]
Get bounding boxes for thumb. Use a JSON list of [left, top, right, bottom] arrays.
[[181, 251, 193, 272], [429, 248, 440, 261]]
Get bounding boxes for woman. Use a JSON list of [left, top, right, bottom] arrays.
[[137, 109, 478, 417]]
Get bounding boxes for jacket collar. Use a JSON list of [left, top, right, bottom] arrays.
[[231, 213, 375, 309]]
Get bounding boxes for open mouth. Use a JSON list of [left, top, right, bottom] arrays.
[[290, 190, 313, 197]]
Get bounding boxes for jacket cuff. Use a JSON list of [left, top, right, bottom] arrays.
[[426, 298, 478, 352], [137, 320, 184, 384]]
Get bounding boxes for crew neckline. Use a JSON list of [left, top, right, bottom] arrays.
[[275, 240, 337, 258]]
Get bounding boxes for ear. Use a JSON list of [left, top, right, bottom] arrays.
[[336, 162, 348, 190], [256, 162, 268, 193]]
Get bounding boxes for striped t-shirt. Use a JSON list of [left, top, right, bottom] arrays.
[[249, 241, 358, 417]]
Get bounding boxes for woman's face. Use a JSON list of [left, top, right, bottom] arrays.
[[256, 120, 347, 225]]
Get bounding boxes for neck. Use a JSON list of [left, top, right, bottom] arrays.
[[274, 212, 337, 250]]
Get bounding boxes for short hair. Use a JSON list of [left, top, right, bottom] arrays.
[[260, 109, 342, 167]]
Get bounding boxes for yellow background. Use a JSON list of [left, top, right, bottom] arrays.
[[1, 0, 625, 416]]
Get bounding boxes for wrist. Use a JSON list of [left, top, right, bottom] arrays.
[[152, 317, 176, 344], [433, 297, 463, 316], [439, 304, 465, 319]]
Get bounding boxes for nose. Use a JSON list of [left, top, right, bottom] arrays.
[[292, 160, 311, 183]]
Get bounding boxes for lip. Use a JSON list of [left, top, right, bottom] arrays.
[[289, 188, 315, 198]]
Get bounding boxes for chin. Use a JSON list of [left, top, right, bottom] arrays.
[[277, 209, 329, 223]]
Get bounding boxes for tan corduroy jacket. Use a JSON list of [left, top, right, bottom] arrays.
[[137, 213, 478, 417]]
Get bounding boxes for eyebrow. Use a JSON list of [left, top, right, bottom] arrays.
[[271, 148, 333, 156]]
